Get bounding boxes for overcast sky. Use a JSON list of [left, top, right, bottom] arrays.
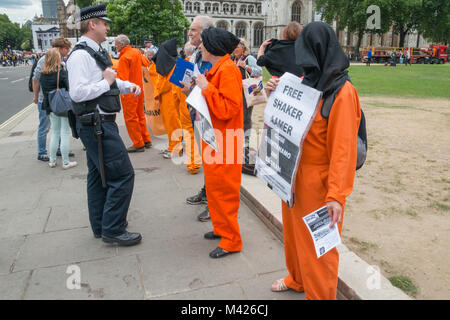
[[0, 0, 43, 25]]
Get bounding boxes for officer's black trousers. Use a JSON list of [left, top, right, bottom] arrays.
[[77, 121, 135, 237]]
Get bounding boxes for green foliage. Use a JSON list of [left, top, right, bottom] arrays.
[[419, 0, 450, 43], [315, 0, 449, 48], [77, 0, 94, 9], [0, 14, 33, 51], [105, 0, 190, 47], [389, 275, 419, 297]]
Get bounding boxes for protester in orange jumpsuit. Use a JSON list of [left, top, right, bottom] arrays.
[[266, 22, 362, 299], [115, 34, 152, 152], [193, 27, 243, 259], [172, 81, 202, 174], [153, 38, 183, 158]]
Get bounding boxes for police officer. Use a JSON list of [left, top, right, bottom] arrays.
[[67, 4, 142, 246]]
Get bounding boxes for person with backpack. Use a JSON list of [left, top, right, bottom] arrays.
[[32, 37, 74, 162], [39, 48, 77, 170], [265, 22, 362, 300]]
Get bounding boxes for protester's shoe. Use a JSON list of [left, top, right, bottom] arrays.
[[186, 187, 207, 205], [271, 279, 289, 292], [102, 231, 142, 246], [127, 146, 145, 153], [197, 208, 210, 222], [94, 233, 102, 239], [204, 231, 221, 240], [48, 161, 57, 168], [209, 247, 236, 259], [62, 161, 78, 170], [144, 141, 152, 149], [37, 154, 49, 162], [162, 150, 172, 159], [57, 151, 75, 157]]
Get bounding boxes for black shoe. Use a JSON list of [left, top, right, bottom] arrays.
[[197, 208, 210, 222], [94, 221, 127, 239], [144, 141, 152, 149], [57, 151, 75, 157], [187, 187, 207, 205], [127, 146, 145, 153], [209, 247, 236, 259], [37, 154, 49, 162], [102, 231, 142, 246], [204, 231, 221, 240]]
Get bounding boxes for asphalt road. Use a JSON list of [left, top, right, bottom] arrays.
[[0, 65, 34, 125]]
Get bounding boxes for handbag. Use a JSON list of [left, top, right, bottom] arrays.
[[48, 67, 72, 117], [242, 68, 267, 107]]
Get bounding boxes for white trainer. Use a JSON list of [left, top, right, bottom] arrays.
[[48, 162, 56, 168], [62, 161, 78, 170]]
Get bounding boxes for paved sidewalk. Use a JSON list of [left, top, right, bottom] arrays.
[[0, 106, 304, 300]]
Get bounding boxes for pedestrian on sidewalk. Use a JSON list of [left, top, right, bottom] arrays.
[[33, 37, 75, 162], [266, 22, 361, 300], [193, 27, 243, 259], [66, 4, 143, 246], [182, 15, 214, 221], [115, 34, 152, 153], [39, 48, 77, 170]]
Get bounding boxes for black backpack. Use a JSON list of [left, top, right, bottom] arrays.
[[28, 56, 42, 92], [321, 77, 367, 170]]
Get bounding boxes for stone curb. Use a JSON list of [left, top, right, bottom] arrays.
[[0, 103, 35, 137], [240, 175, 412, 300]]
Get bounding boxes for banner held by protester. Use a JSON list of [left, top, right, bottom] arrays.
[[255, 72, 322, 207]]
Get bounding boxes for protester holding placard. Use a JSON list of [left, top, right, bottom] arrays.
[[192, 27, 243, 259], [266, 22, 362, 300]]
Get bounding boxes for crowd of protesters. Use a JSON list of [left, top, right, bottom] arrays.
[[28, 2, 363, 300]]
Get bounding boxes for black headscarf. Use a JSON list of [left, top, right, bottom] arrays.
[[154, 38, 177, 76], [257, 39, 303, 77], [295, 22, 349, 99], [201, 27, 240, 56]]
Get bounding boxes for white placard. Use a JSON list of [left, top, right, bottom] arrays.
[[255, 72, 322, 207], [185, 85, 217, 151]]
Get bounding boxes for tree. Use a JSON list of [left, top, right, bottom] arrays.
[[0, 14, 22, 50], [105, 0, 189, 47], [315, 0, 390, 54], [76, 0, 94, 9], [419, 0, 450, 44], [386, 0, 423, 47]]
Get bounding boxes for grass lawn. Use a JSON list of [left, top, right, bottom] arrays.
[[348, 64, 450, 99], [263, 65, 450, 99]]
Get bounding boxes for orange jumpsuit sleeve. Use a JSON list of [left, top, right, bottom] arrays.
[[117, 55, 130, 81], [141, 55, 150, 67], [325, 83, 361, 205], [201, 68, 242, 120]]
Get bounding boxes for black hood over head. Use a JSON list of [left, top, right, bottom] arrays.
[[154, 38, 177, 76], [295, 22, 349, 99], [201, 27, 240, 56], [260, 39, 303, 77]]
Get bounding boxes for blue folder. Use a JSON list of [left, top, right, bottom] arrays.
[[169, 57, 195, 88]]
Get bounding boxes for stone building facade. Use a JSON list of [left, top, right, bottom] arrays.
[[181, 0, 428, 54]]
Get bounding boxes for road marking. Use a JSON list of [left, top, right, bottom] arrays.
[[11, 77, 25, 83], [0, 103, 35, 130], [0, 78, 8, 80]]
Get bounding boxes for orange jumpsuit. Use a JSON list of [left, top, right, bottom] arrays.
[[281, 81, 361, 300], [117, 45, 151, 148], [154, 67, 182, 154], [201, 54, 244, 252], [173, 84, 202, 174]]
